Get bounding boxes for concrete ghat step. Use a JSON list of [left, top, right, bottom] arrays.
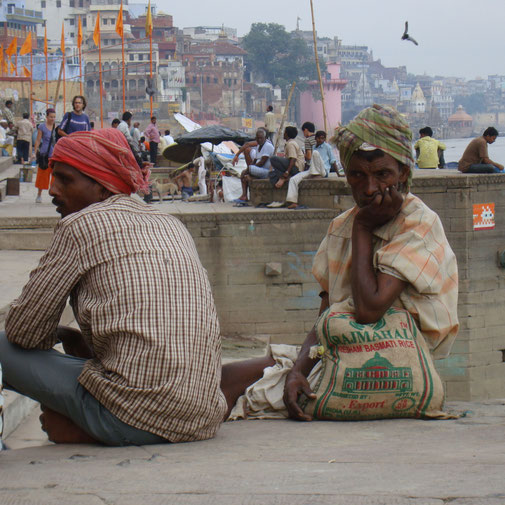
[[0, 229, 54, 250]]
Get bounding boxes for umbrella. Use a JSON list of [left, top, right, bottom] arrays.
[[175, 125, 254, 146], [162, 143, 201, 164]]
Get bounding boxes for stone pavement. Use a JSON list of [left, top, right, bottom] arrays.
[[1, 399, 505, 504]]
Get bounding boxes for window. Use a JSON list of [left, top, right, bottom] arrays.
[[70, 0, 75, 6], [206, 76, 210, 83], [214, 77, 218, 84], [111, 19, 115, 25], [79, 0, 83, 6], [70, 32, 74, 37], [129, 54, 134, 61], [69, 19, 75, 25], [139, 54, 143, 61], [82, 18, 86, 27], [56, 0, 61, 7], [41, 0, 46, 7], [103, 18, 107, 25], [192, 76, 196, 84]]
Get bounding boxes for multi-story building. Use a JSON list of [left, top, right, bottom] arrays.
[[182, 33, 246, 116], [183, 25, 237, 43], [0, 0, 43, 56]]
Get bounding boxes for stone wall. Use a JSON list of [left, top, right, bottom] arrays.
[[251, 172, 505, 401], [176, 209, 338, 343]]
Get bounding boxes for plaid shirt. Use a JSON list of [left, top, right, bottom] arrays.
[[6, 195, 227, 442], [312, 193, 459, 359]]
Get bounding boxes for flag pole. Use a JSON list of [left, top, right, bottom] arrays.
[[30, 51, 33, 117], [119, 1, 125, 112], [61, 24, 66, 114], [149, 32, 153, 117], [79, 45, 83, 96], [309, 0, 328, 133], [44, 27, 48, 104], [77, 17, 83, 96], [99, 24, 103, 128]]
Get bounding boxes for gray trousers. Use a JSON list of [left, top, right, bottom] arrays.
[[0, 332, 167, 446]]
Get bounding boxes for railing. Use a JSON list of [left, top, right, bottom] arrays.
[[6, 6, 43, 19]]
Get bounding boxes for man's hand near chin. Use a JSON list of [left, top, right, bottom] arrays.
[[356, 185, 404, 232]]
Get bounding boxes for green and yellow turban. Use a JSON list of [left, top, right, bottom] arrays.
[[331, 104, 415, 190]]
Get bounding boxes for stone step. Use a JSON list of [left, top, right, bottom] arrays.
[[0, 229, 54, 250]]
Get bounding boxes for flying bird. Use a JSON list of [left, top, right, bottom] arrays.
[[401, 21, 418, 46]]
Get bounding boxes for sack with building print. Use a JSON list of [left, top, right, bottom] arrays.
[[302, 302, 452, 421]]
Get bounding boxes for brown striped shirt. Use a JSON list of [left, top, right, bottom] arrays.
[[6, 195, 227, 442]]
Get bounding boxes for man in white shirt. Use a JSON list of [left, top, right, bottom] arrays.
[[232, 128, 274, 202], [131, 122, 141, 152], [117, 112, 139, 157], [163, 129, 174, 145], [0, 119, 14, 156]]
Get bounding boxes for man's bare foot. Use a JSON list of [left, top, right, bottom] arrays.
[[39, 406, 97, 444], [287, 203, 298, 209], [275, 178, 287, 189]]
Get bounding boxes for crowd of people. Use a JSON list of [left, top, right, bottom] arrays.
[[0, 101, 464, 449]]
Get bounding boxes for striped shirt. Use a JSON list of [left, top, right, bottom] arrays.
[[5, 195, 227, 442], [312, 193, 459, 359]]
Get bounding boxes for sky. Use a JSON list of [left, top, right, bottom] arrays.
[[155, 0, 504, 80]]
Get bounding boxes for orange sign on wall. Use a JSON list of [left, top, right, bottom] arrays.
[[473, 203, 495, 230]]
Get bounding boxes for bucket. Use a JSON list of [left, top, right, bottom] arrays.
[[19, 167, 33, 183]]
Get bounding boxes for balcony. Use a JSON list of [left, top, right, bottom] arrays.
[[6, 6, 43, 21]]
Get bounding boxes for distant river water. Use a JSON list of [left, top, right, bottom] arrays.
[[438, 137, 505, 165]]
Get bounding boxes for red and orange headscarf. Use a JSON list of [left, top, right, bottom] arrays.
[[49, 128, 150, 195]]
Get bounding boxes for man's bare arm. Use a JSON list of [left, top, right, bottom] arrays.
[[482, 156, 504, 170], [283, 292, 329, 421], [352, 186, 407, 323]]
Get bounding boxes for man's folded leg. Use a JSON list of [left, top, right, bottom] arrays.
[[0, 332, 166, 446]]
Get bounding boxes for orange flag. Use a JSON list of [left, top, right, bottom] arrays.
[[77, 16, 83, 48], [116, 1, 124, 38], [22, 66, 31, 78], [3, 58, 8, 74], [60, 23, 65, 55], [19, 31, 32, 55], [145, 0, 153, 37], [93, 12, 101, 46], [9, 60, 15, 74], [0, 45, 3, 67], [44, 26, 48, 56], [5, 37, 17, 57]]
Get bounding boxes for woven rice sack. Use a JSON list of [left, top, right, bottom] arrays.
[[302, 302, 451, 420]]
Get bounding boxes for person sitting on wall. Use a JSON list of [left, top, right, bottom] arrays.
[[268, 126, 305, 189], [233, 128, 274, 202], [220, 104, 459, 423], [458, 127, 504, 173], [285, 130, 339, 209], [0, 128, 226, 446], [414, 127, 446, 169]]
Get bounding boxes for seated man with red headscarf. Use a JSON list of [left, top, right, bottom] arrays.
[[0, 129, 226, 446]]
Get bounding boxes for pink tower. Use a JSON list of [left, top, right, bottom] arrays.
[[299, 62, 347, 133]]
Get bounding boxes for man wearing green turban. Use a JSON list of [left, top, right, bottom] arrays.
[[219, 105, 458, 423]]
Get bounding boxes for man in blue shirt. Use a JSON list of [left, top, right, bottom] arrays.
[[285, 130, 339, 208], [57, 96, 91, 138]]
